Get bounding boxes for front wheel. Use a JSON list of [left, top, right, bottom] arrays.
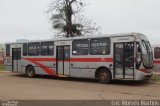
[[97, 69, 112, 84], [26, 66, 35, 78]]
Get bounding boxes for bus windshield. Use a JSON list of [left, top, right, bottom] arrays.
[[141, 40, 153, 69]]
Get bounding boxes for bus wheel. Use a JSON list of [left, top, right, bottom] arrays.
[[26, 66, 35, 78], [97, 69, 112, 84]]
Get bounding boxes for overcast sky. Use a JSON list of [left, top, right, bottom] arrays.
[[0, 0, 160, 44]]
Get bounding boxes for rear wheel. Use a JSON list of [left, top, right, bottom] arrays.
[[26, 66, 35, 78], [97, 69, 112, 84]]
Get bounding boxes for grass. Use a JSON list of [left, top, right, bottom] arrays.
[[151, 74, 160, 82], [0, 64, 4, 71]]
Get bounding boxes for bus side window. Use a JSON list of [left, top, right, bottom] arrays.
[[23, 43, 27, 56], [90, 38, 110, 55], [41, 42, 54, 56], [28, 43, 40, 56], [72, 39, 89, 55]]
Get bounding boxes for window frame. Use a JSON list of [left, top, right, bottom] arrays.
[[28, 42, 40, 56], [154, 47, 160, 59], [90, 38, 110, 55], [23, 43, 28, 56], [72, 39, 89, 55], [41, 41, 54, 56], [6, 44, 10, 56]]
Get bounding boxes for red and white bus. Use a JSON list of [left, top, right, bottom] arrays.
[[152, 45, 160, 73], [4, 33, 153, 83]]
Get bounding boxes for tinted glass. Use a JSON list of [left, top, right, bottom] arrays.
[[28, 43, 40, 56], [23, 43, 27, 56], [90, 38, 110, 55], [6, 44, 10, 56], [154, 47, 160, 59], [72, 39, 89, 55], [41, 42, 54, 56]]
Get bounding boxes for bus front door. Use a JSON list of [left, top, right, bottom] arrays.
[[114, 42, 134, 79], [56, 46, 70, 76], [12, 48, 21, 72]]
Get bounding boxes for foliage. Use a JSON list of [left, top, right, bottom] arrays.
[[151, 74, 160, 82], [47, 0, 100, 37], [0, 64, 4, 71]]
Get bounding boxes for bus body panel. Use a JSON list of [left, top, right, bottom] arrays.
[[5, 44, 23, 72], [5, 57, 12, 71], [134, 69, 152, 80]]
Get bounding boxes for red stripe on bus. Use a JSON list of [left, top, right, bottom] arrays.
[[23, 58, 57, 76], [70, 58, 113, 62], [23, 58, 56, 62], [23, 58, 113, 62], [58, 60, 70, 62], [153, 61, 160, 64], [139, 69, 147, 73]]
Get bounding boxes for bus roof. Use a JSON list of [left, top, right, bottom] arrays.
[[5, 32, 146, 45]]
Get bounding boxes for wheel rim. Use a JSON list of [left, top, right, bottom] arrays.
[[100, 71, 108, 81], [27, 67, 33, 76]]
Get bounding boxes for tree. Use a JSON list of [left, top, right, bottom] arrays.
[[48, 0, 100, 37]]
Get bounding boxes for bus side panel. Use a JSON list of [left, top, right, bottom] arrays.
[[69, 56, 113, 79], [21, 58, 48, 75], [38, 61, 57, 75], [4, 57, 12, 71], [21, 57, 57, 75], [69, 58, 95, 78], [21, 58, 28, 74], [35, 67, 49, 75], [70, 62, 94, 78]]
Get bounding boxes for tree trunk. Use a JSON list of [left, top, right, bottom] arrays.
[[68, 16, 72, 37], [66, 3, 73, 37]]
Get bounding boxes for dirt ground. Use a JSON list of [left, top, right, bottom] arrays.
[[0, 72, 160, 100]]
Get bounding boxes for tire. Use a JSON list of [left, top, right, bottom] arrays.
[[26, 66, 35, 78], [97, 69, 112, 84]]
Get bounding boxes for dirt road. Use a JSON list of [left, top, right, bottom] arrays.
[[0, 72, 160, 100]]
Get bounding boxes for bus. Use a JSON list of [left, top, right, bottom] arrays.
[[152, 45, 160, 73], [4, 33, 153, 83]]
